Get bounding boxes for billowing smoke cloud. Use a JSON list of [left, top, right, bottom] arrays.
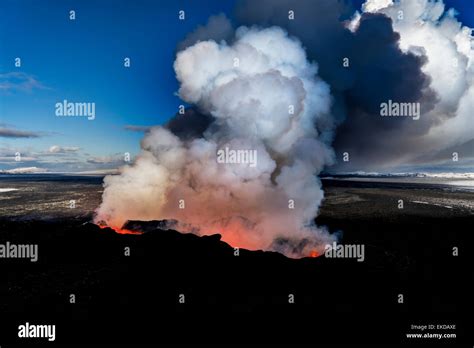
[[236, 0, 474, 171], [95, 0, 473, 257], [354, 0, 474, 170], [95, 26, 337, 257]]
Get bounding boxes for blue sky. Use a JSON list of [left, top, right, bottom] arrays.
[[0, 0, 472, 173], [0, 0, 236, 172]]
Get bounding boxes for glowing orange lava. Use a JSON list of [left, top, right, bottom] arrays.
[[97, 224, 142, 235], [212, 226, 260, 250], [309, 250, 320, 258]]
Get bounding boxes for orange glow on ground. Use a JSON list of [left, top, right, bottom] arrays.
[[96, 222, 322, 258], [219, 233, 247, 249], [212, 227, 260, 250], [98, 224, 142, 235]]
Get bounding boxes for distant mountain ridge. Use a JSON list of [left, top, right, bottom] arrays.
[[322, 172, 474, 179]]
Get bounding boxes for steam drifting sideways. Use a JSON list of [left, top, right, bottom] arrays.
[[95, 26, 338, 258]]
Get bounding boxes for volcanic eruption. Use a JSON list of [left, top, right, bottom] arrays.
[[95, 26, 338, 257]]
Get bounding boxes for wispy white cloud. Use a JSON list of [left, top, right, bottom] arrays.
[[0, 72, 47, 92], [48, 145, 81, 154], [124, 125, 153, 132], [0, 166, 47, 174], [86, 154, 124, 165]]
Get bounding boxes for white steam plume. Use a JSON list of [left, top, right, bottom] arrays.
[[95, 26, 337, 258]]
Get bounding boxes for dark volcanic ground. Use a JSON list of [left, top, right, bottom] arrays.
[[0, 175, 472, 344], [0, 174, 103, 220]]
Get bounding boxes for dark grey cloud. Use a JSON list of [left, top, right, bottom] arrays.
[[165, 107, 214, 141], [235, 0, 441, 171], [177, 13, 234, 51], [0, 126, 43, 138], [126, 108, 214, 140], [414, 139, 474, 167]]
